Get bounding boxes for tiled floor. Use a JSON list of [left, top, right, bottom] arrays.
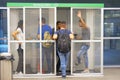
[[13, 68, 120, 80]]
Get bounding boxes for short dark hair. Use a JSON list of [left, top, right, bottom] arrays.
[[18, 20, 23, 27], [17, 20, 23, 32], [56, 21, 61, 25], [61, 21, 66, 24], [42, 17, 46, 23]]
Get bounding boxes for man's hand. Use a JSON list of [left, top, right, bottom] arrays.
[[77, 11, 81, 18], [37, 34, 40, 40], [19, 42, 22, 45]]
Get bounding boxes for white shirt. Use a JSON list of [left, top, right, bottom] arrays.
[[16, 28, 24, 40], [16, 28, 24, 49]]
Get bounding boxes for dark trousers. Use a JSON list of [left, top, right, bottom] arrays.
[[16, 44, 23, 73], [56, 51, 60, 73], [42, 46, 52, 73]]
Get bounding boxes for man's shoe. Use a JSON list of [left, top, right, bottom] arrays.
[[82, 69, 89, 73], [75, 62, 79, 66], [62, 75, 66, 78]]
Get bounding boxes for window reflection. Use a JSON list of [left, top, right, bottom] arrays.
[[0, 9, 8, 53], [104, 10, 120, 66], [104, 10, 120, 37]]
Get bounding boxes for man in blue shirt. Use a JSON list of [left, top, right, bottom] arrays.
[[37, 17, 53, 74], [37, 17, 52, 40]]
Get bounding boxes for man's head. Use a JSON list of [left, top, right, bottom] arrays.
[[17, 20, 23, 32], [42, 17, 46, 24], [61, 21, 66, 28], [56, 21, 62, 30], [18, 20, 23, 27]]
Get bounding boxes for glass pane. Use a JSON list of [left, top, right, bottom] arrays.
[[0, 9, 8, 53], [72, 9, 86, 40], [25, 8, 39, 40], [93, 9, 101, 40], [104, 39, 120, 65], [104, 10, 120, 37], [41, 8, 55, 74], [25, 42, 40, 74], [72, 9, 101, 40], [11, 42, 24, 74], [10, 8, 23, 41], [57, 8, 71, 30], [40, 8, 55, 40], [42, 42, 54, 74], [104, 23, 114, 37], [56, 8, 71, 75], [72, 42, 101, 73]]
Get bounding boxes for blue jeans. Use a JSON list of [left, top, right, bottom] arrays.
[[58, 51, 70, 76], [42, 46, 52, 73], [77, 45, 89, 68]]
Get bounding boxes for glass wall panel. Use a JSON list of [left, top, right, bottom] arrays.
[[41, 42, 54, 74], [8, 7, 103, 76], [72, 8, 102, 74], [9, 8, 24, 75], [57, 8, 71, 30], [56, 7, 71, 75], [93, 10, 101, 40], [25, 42, 40, 74], [10, 42, 24, 74], [41, 8, 55, 29], [104, 39, 120, 65], [104, 10, 120, 37], [72, 42, 101, 73], [10, 8, 23, 40], [0, 9, 8, 53], [41, 8, 55, 74], [25, 8, 39, 40], [104, 9, 120, 66], [72, 9, 101, 40]]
